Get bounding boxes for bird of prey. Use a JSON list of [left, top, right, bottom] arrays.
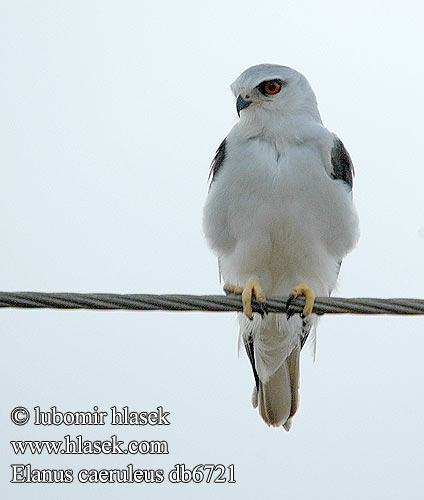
[[203, 64, 359, 430]]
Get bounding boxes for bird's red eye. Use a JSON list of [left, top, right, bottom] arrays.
[[264, 81, 281, 95], [257, 79, 284, 96]]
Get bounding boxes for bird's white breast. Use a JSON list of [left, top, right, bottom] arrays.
[[203, 130, 359, 297]]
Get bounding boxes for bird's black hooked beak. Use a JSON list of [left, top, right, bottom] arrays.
[[236, 94, 252, 117]]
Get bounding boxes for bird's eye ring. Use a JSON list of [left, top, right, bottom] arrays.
[[258, 79, 284, 96], [265, 82, 280, 94]]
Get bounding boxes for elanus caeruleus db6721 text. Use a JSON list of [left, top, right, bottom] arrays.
[[203, 64, 359, 430]]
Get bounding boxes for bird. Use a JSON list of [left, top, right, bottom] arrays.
[[203, 64, 359, 430]]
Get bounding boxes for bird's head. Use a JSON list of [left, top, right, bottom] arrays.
[[231, 64, 320, 125]]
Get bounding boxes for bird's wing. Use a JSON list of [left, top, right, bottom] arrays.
[[208, 138, 227, 188], [329, 134, 354, 190], [324, 135, 355, 288], [208, 138, 227, 281]]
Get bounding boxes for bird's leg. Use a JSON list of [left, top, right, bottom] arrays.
[[286, 283, 315, 318], [224, 279, 267, 319]]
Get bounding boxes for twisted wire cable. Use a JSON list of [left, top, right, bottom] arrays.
[[0, 292, 423, 315]]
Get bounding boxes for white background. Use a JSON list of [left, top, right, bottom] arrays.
[[1, 1, 424, 498]]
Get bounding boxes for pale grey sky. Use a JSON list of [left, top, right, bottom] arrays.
[[1, 1, 424, 498]]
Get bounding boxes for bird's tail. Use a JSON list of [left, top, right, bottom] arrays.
[[257, 346, 300, 431]]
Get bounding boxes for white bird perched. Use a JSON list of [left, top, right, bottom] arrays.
[[203, 64, 359, 430]]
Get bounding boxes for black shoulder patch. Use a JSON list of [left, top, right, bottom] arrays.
[[208, 138, 226, 187], [330, 137, 354, 190]]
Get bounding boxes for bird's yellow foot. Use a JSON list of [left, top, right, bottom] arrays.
[[224, 279, 266, 319], [286, 283, 315, 318]]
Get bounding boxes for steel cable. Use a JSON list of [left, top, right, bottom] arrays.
[[0, 292, 423, 315]]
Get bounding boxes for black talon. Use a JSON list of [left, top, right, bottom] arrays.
[[286, 294, 306, 319], [286, 294, 295, 319], [286, 308, 296, 320], [258, 302, 268, 318]]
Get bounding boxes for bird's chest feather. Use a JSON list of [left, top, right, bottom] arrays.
[[223, 140, 325, 238], [204, 136, 357, 279]]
